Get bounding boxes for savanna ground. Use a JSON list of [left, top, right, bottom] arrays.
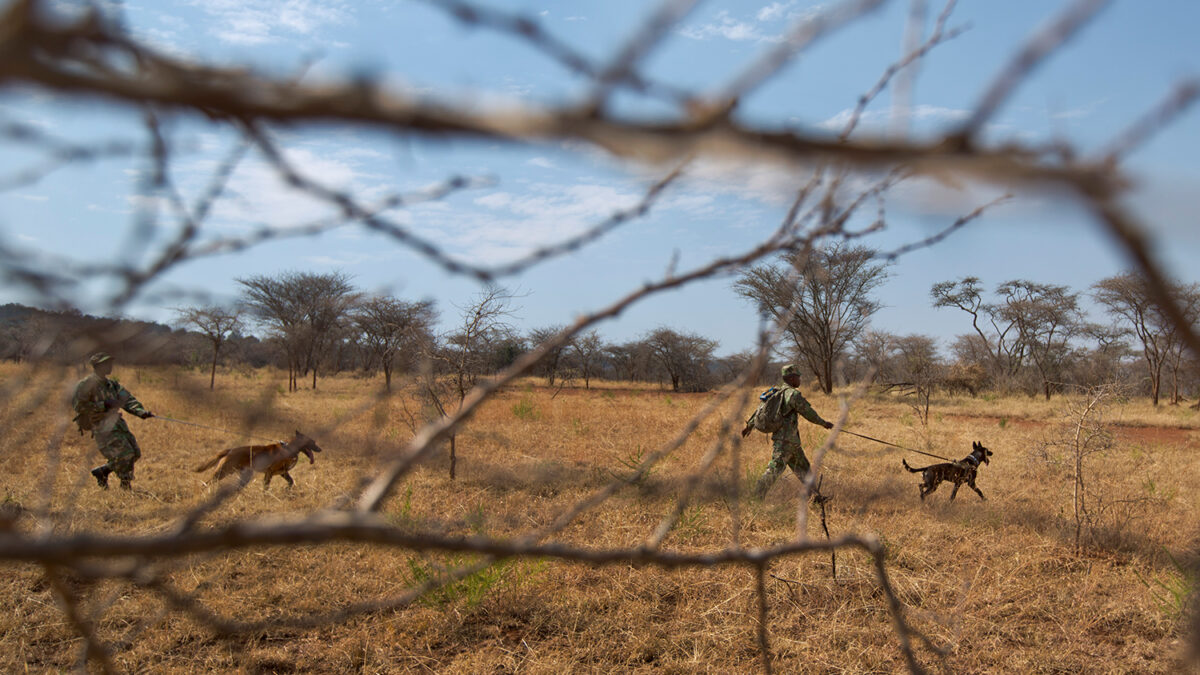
[[0, 361, 1197, 673]]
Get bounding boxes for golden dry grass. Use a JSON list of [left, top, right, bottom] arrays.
[[0, 361, 1196, 673]]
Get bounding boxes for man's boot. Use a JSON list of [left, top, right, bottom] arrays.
[[91, 465, 111, 489]]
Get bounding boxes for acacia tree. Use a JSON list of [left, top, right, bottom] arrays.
[[931, 276, 1026, 389], [605, 340, 653, 382], [354, 296, 437, 392], [174, 305, 243, 389], [644, 326, 717, 393], [238, 271, 359, 391], [1161, 290, 1200, 405], [996, 280, 1083, 400], [1093, 273, 1200, 406], [735, 243, 888, 394], [528, 324, 573, 386]]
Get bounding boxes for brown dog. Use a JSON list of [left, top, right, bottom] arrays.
[[194, 430, 323, 489]]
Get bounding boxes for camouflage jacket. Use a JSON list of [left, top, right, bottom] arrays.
[[771, 383, 829, 444], [72, 374, 148, 434]]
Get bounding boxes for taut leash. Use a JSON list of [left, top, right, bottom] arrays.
[[837, 429, 956, 463], [152, 415, 278, 443]]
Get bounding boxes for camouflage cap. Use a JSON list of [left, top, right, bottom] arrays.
[[88, 352, 113, 367], [781, 364, 800, 377]]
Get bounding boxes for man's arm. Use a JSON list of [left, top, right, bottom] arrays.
[[116, 384, 153, 418], [793, 393, 833, 429]]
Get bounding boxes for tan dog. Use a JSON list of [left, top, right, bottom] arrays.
[[194, 430, 323, 489]]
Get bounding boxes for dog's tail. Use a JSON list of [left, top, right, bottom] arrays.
[[193, 451, 226, 473], [901, 458, 927, 473]]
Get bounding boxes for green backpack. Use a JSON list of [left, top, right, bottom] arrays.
[[748, 386, 787, 434]]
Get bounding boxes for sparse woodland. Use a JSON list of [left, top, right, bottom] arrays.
[[0, 0, 1197, 672]]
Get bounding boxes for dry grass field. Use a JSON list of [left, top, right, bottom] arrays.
[[0, 361, 1197, 673]]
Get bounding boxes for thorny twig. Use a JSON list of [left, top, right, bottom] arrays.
[[0, 0, 1196, 672]]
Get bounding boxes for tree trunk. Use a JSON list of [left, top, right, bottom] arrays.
[[209, 344, 219, 390], [449, 434, 457, 480]]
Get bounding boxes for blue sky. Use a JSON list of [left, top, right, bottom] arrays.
[[1, 0, 1198, 356]]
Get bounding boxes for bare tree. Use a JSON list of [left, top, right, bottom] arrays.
[[354, 296, 436, 392], [853, 329, 897, 385], [174, 305, 243, 389], [425, 285, 520, 479], [735, 243, 888, 394], [570, 330, 606, 389], [892, 334, 943, 425]]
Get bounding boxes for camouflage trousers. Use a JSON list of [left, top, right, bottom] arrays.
[[754, 439, 809, 499], [93, 420, 142, 483]]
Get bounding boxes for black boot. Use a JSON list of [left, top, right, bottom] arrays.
[[91, 465, 111, 489]]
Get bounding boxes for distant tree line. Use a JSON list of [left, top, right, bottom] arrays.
[[3, 261, 1198, 405]]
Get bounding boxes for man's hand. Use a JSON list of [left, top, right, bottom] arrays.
[[823, 421, 833, 429], [140, 411, 154, 419]]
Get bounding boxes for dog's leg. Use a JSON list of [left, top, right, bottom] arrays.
[[968, 479, 986, 500], [281, 471, 294, 488], [919, 481, 935, 500], [949, 482, 961, 500], [263, 472, 273, 490]]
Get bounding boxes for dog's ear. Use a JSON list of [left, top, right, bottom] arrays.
[[973, 441, 981, 451]]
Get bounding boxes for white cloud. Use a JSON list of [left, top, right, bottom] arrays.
[[162, 139, 399, 233], [680, 10, 768, 42], [1049, 98, 1108, 120], [682, 3, 823, 42], [408, 182, 650, 264], [186, 0, 353, 46], [302, 251, 395, 266], [527, 157, 557, 170], [16, 194, 48, 202], [757, 2, 796, 22], [818, 104, 971, 132]]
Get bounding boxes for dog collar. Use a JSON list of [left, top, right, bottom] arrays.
[[961, 455, 980, 467]]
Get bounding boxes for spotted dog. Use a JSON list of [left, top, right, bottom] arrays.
[[901, 441, 992, 501]]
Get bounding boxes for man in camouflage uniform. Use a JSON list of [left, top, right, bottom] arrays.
[[72, 352, 154, 490], [742, 364, 833, 499]]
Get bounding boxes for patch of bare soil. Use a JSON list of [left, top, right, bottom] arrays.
[[947, 414, 1199, 447]]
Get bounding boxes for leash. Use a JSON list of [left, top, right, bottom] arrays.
[[152, 415, 278, 443], [837, 429, 956, 463]]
